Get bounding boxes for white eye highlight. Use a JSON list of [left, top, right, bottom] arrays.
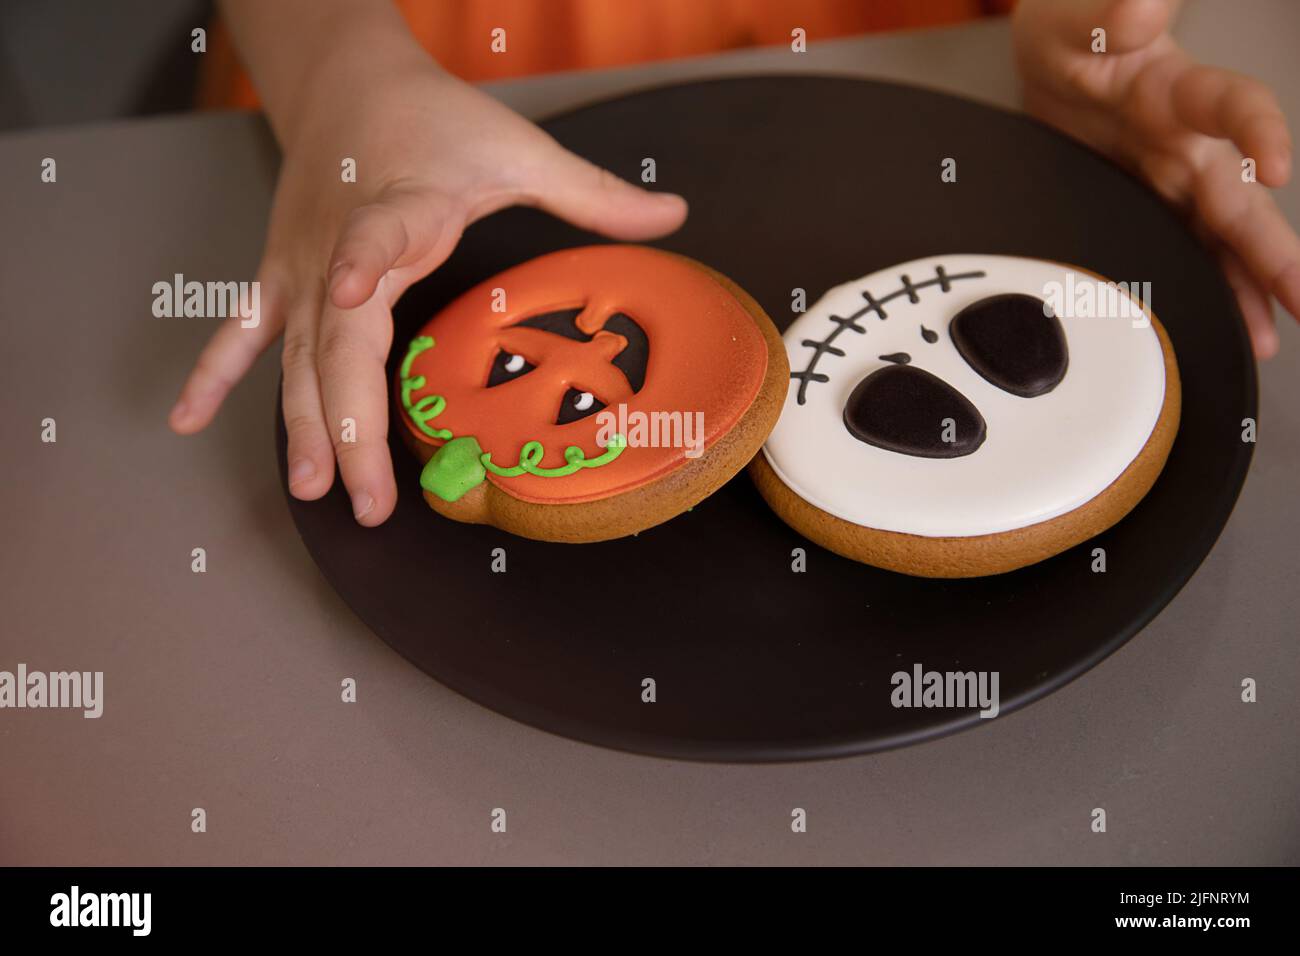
[[504, 353, 526, 373], [573, 391, 595, 411]]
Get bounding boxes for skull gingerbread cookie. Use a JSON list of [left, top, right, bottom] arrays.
[[395, 245, 788, 542], [752, 254, 1181, 577]]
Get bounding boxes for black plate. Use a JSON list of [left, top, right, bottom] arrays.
[[277, 76, 1256, 762]]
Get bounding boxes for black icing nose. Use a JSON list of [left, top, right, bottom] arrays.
[[843, 364, 986, 459]]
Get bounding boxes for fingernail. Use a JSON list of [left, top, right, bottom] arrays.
[[351, 491, 375, 520], [288, 458, 316, 485]]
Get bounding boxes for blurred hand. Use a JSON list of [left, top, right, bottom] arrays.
[[1013, 0, 1296, 357], [169, 63, 686, 525]]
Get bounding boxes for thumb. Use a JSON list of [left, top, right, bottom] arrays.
[[327, 188, 463, 310], [529, 145, 688, 240]]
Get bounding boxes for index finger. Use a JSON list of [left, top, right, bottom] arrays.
[[1172, 65, 1293, 186], [316, 287, 398, 526]]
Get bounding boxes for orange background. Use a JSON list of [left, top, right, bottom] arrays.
[[199, 0, 1014, 109]]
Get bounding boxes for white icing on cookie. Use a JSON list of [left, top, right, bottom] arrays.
[[762, 254, 1167, 537]]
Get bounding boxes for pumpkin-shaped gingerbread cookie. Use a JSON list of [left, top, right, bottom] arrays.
[[395, 245, 787, 541]]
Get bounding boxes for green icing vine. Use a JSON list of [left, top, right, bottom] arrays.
[[399, 335, 451, 440], [399, 335, 431, 379], [481, 433, 627, 478], [420, 433, 627, 503], [400, 332, 628, 501]]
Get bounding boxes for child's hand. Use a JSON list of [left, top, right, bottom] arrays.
[[1013, 0, 1296, 358], [169, 1, 685, 525]]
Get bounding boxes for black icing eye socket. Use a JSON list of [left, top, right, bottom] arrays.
[[843, 364, 986, 459], [513, 307, 650, 394], [516, 307, 587, 341], [949, 294, 1068, 398], [486, 350, 536, 387], [602, 312, 649, 393], [556, 387, 607, 425]]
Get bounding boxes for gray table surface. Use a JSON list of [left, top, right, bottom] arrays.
[[2, 3, 1296, 865]]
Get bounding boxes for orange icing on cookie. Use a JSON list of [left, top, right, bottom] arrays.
[[397, 245, 768, 504]]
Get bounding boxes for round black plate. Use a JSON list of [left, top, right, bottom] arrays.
[[277, 76, 1255, 762]]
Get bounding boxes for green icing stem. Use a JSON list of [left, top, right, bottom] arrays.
[[399, 335, 451, 440], [481, 434, 626, 478], [420, 436, 487, 502]]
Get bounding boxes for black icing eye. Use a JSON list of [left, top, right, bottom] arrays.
[[486, 350, 536, 387], [556, 387, 606, 425], [843, 364, 986, 459], [602, 312, 649, 393], [949, 294, 1068, 397]]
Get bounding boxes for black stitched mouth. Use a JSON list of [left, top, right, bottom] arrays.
[[790, 264, 987, 405]]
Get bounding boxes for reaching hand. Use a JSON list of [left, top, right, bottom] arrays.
[[1012, 0, 1296, 357], [169, 62, 686, 525]]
